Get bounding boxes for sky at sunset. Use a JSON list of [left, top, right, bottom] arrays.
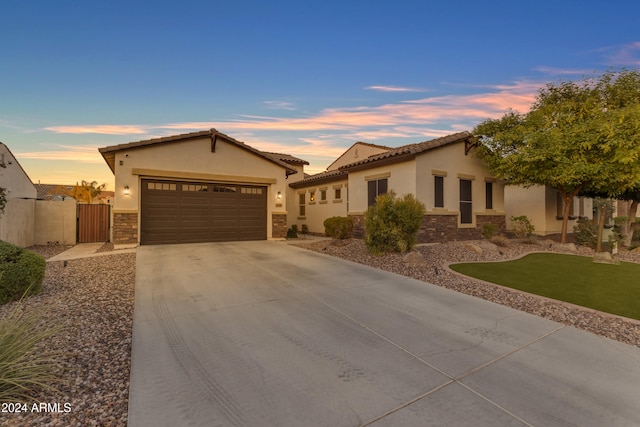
[[2, 0, 640, 189]]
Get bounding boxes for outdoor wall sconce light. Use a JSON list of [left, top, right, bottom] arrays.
[[124, 185, 130, 196], [277, 191, 282, 200]]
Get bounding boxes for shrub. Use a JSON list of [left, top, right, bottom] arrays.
[[573, 218, 598, 248], [0, 241, 46, 305], [510, 215, 535, 238], [323, 216, 354, 239], [0, 299, 63, 402], [482, 224, 498, 239], [286, 225, 298, 239], [490, 235, 510, 247], [364, 192, 426, 255]]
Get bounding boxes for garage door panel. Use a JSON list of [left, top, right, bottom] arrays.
[[141, 179, 267, 245]]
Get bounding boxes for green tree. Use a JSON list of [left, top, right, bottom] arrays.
[[475, 69, 640, 243]]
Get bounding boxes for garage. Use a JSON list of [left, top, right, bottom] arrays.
[[140, 179, 267, 245]]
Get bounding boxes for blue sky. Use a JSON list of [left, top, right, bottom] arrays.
[[2, 0, 640, 189]]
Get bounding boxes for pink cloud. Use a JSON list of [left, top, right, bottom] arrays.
[[16, 145, 105, 163], [41, 80, 540, 143]]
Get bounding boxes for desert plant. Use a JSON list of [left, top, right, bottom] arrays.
[[482, 224, 498, 239], [573, 218, 598, 248], [489, 235, 510, 247], [364, 192, 426, 255], [0, 241, 46, 305], [323, 216, 354, 239], [510, 215, 535, 238], [0, 296, 64, 402], [286, 225, 298, 239]]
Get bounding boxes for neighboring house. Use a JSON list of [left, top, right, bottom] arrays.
[[98, 129, 305, 247], [0, 142, 37, 246], [290, 132, 506, 242], [504, 185, 593, 236], [34, 183, 76, 201], [35, 184, 114, 204]]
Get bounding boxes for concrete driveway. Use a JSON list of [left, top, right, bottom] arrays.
[[129, 241, 640, 427]]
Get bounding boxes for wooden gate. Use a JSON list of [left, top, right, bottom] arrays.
[[77, 204, 110, 243]]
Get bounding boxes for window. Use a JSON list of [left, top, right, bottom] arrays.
[[368, 178, 388, 206], [334, 188, 341, 200], [309, 191, 316, 202], [182, 184, 207, 192], [556, 192, 575, 219], [434, 176, 444, 208], [213, 185, 236, 193], [299, 193, 306, 217], [460, 179, 472, 224], [240, 187, 263, 195], [147, 182, 176, 191], [485, 182, 493, 210], [320, 189, 327, 201]]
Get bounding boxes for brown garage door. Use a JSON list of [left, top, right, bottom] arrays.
[[140, 179, 267, 245]]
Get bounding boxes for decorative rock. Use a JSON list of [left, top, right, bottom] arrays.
[[477, 241, 498, 252], [593, 252, 620, 264], [403, 250, 427, 267], [555, 242, 578, 253], [464, 243, 483, 254]]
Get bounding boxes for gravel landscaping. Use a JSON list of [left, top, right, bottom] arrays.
[[1, 238, 638, 426], [0, 247, 135, 427], [295, 238, 640, 348]]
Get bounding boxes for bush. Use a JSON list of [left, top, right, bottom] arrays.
[[482, 224, 498, 239], [490, 235, 510, 247], [573, 218, 598, 248], [0, 241, 46, 305], [286, 225, 298, 239], [323, 216, 354, 239], [510, 215, 535, 238], [0, 299, 63, 402], [364, 192, 426, 255]]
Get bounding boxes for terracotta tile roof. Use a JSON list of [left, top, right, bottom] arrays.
[[339, 132, 475, 171], [262, 152, 309, 165], [98, 129, 299, 175], [288, 169, 347, 188], [34, 183, 75, 200]]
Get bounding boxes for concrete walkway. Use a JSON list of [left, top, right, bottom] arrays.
[[47, 243, 136, 262], [129, 241, 640, 427]]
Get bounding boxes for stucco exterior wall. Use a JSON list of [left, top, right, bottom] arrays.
[[415, 143, 505, 220], [327, 143, 390, 171], [505, 185, 593, 235], [291, 180, 348, 235], [0, 143, 37, 200], [34, 199, 76, 245], [0, 198, 35, 247], [111, 136, 291, 243], [347, 162, 417, 214]]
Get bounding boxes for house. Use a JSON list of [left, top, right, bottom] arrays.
[[286, 141, 390, 235], [35, 184, 114, 204], [504, 185, 593, 236], [98, 129, 306, 247], [0, 142, 37, 246], [290, 132, 506, 242], [35, 183, 76, 201]]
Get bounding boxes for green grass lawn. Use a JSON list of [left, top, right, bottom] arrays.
[[450, 253, 640, 321]]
